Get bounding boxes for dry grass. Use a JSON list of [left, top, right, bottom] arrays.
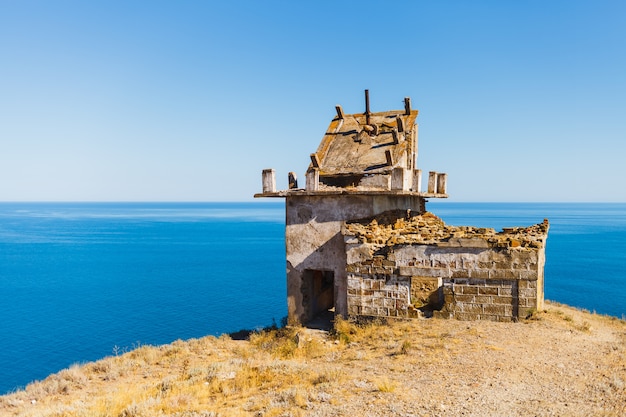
[[1, 302, 625, 416]]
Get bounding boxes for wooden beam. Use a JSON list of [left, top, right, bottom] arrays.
[[404, 97, 411, 115], [385, 150, 394, 166], [396, 116, 404, 132], [391, 129, 399, 144], [335, 105, 344, 119], [310, 153, 320, 168]]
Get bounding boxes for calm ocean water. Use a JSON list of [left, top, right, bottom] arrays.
[[1, 202, 625, 394]]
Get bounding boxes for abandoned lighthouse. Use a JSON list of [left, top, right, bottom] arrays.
[[255, 91, 548, 324]]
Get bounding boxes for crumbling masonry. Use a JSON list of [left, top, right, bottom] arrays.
[[255, 91, 548, 324]]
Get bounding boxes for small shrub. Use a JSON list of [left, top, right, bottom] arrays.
[[525, 308, 541, 320], [312, 369, 343, 386], [331, 316, 358, 344], [576, 321, 592, 332], [249, 326, 302, 359], [376, 377, 397, 393]]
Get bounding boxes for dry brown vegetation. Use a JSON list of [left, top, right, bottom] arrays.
[[1, 301, 625, 417]]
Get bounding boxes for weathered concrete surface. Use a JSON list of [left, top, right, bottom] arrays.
[[286, 195, 426, 324], [342, 210, 549, 321], [313, 110, 418, 177]]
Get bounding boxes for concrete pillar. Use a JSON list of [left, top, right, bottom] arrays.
[[427, 171, 437, 194], [391, 168, 407, 190], [437, 173, 447, 194], [262, 169, 276, 193], [306, 169, 319, 191], [412, 169, 422, 192]]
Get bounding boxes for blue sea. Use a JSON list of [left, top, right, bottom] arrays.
[[0, 202, 625, 394]]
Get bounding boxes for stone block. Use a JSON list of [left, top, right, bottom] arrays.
[[399, 266, 449, 277], [395, 299, 408, 310], [498, 287, 513, 296], [520, 297, 538, 308], [372, 297, 385, 308], [451, 269, 470, 278], [459, 303, 482, 313], [410, 276, 442, 307], [489, 269, 516, 279], [478, 286, 499, 295], [517, 270, 538, 280], [347, 277, 361, 289], [518, 279, 538, 288], [460, 286, 479, 295], [469, 270, 490, 279], [450, 238, 490, 248], [455, 312, 480, 321], [519, 288, 538, 298], [384, 267, 396, 274], [444, 295, 456, 305], [510, 251, 537, 263], [362, 306, 376, 316], [454, 294, 475, 303], [483, 304, 511, 316], [474, 295, 493, 304], [407, 308, 420, 318], [468, 279, 487, 286], [492, 296, 514, 305], [383, 298, 396, 308], [433, 311, 453, 319]]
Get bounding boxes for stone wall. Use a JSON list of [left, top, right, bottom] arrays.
[[285, 195, 426, 324], [342, 211, 549, 322]]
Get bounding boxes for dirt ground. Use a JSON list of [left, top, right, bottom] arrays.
[[1, 301, 625, 417]]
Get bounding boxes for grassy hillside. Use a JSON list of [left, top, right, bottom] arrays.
[[1, 301, 625, 417]]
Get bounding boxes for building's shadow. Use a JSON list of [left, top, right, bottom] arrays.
[[305, 308, 335, 331]]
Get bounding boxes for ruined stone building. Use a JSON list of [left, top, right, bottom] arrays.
[[255, 91, 548, 324]]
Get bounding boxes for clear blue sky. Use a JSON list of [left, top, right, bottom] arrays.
[[1, 0, 625, 202]]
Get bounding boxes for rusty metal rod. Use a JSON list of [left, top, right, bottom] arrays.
[[365, 89, 371, 125]]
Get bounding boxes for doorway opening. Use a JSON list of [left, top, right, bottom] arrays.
[[302, 269, 335, 328]]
